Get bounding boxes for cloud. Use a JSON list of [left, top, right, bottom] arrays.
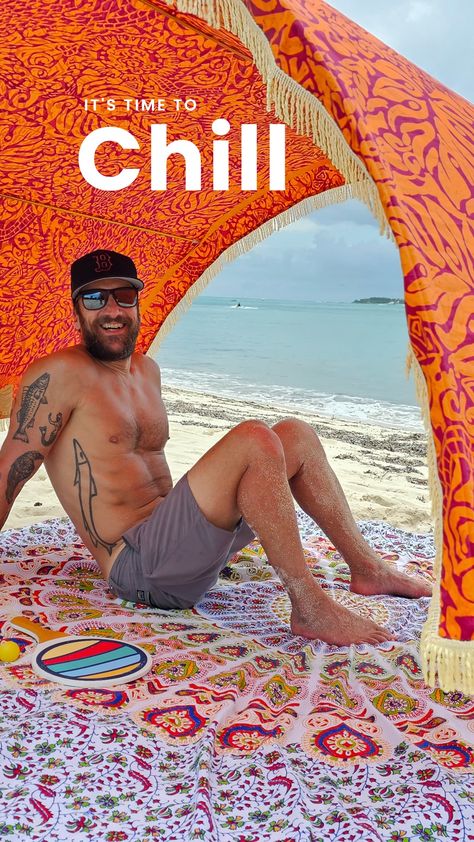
[[406, 1, 432, 22], [293, 200, 373, 228], [205, 202, 402, 302]]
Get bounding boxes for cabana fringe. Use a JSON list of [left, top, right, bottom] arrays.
[[0, 386, 12, 431], [408, 346, 474, 694], [165, 0, 392, 241], [148, 184, 358, 354]]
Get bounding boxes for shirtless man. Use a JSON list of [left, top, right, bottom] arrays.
[[0, 249, 431, 645]]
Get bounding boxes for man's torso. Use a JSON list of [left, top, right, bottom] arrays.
[[44, 347, 172, 578]]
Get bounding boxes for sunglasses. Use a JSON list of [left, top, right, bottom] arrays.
[[79, 287, 138, 310]]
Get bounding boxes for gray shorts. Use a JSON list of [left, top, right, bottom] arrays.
[[108, 473, 255, 609]]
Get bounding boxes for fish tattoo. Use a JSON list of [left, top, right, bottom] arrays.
[[13, 373, 50, 443], [39, 412, 63, 446], [6, 452, 44, 503], [73, 439, 117, 555]]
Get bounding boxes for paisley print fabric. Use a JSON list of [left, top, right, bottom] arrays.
[[0, 516, 472, 840]]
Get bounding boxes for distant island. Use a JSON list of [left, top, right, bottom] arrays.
[[353, 297, 403, 304]]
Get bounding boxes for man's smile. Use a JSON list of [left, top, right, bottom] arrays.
[[100, 322, 128, 332]]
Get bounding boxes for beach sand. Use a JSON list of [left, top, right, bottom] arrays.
[[1, 384, 432, 534]]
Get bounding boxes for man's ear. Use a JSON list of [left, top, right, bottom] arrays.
[[72, 301, 80, 331]]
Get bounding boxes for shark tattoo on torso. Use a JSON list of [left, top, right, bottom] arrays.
[[73, 439, 117, 556]]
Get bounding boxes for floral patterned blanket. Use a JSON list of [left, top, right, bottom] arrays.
[[0, 516, 472, 841]]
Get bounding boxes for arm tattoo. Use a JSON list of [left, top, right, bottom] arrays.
[[6, 452, 44, 503], [39, 412, 63, 446], [13, 372, 50, 443], [73, 438, 117, 556]]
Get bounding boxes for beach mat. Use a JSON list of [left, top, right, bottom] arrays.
[[0, 515, 472, 841]]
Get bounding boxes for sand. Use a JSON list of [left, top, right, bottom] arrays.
[[1, 384, 432, 534]]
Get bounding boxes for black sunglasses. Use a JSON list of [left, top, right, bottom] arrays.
[[79, 287, 139, 310]]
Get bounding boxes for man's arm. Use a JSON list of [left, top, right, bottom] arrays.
[[0, 357, 75, 529]]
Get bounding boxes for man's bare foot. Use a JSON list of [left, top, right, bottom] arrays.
[[350, 556, 432, 599], [290, 589, 393, 646]]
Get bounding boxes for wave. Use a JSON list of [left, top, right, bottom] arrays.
[[160, 367, 423, 431]]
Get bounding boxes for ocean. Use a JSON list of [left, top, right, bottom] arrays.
[[154, 296, 424, 431]]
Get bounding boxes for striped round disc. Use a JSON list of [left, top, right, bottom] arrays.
[[33, 636, 152, 687]]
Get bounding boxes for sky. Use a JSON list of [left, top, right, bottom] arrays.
[[203, 1, 473, 302]]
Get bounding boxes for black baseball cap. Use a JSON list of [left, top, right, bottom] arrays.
[[71, 249, 144, 300]]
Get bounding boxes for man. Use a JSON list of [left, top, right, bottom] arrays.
[[0, 249, 431, 645]]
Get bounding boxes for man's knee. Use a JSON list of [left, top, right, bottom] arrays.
[[272, 418, 324, 456], [273, 417, 318, 440], [231, 419, 285, 462]]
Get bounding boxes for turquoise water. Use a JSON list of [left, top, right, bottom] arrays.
[[154, 297, 422, 430]]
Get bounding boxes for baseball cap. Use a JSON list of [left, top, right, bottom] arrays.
[[71, 249, 144, 300]]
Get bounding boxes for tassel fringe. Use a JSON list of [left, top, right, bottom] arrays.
[[421, 632, 474, 695], [0, 386, 12, 428], [163, 0, 392, 240], [407, 346, 474, 695]]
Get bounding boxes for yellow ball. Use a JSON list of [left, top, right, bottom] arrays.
[[0, 640, 21, 662]]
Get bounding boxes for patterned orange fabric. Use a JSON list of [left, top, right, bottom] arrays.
[[0, 0, 342, 398], [241, 1, 474, 647], [1, 0, 473, 660]]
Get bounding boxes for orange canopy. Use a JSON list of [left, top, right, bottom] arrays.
[[1, 0, 473, 693]]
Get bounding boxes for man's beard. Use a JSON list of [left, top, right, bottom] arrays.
[[77, 310, 141, 361]]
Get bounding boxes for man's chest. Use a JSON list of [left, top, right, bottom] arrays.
[[70, 384, 169, 455]]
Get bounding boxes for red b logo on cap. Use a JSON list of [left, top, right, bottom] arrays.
[[94, 253, 113, 272]]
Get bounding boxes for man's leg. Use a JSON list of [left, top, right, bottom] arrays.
[[187, 420, 393, 646], [271, 418, 432, 598]]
